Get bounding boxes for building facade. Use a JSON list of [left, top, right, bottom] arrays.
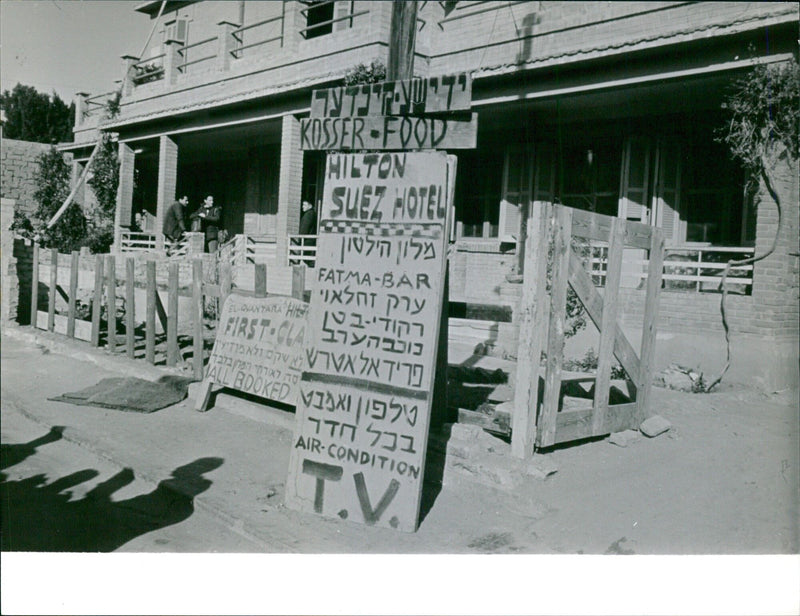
[[63, 1, 799, 388]]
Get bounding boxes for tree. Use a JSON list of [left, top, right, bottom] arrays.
[[85, 133, 119, 253], [707, 57, 800, 391], [30, 147, 87, 253], [0, 83, 75, 143]]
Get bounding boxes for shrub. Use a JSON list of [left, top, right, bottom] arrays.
[[344, 59, 387, 86]]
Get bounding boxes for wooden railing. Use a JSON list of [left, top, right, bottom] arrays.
[[288, 234, 317, 266], [119, 231, 161, 253], [28, 243, 306, 380], [586, 243, 755, 294]]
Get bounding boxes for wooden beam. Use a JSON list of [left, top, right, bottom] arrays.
[[567, 250, 641, 394], [637, 228, 665, 423], [192, 259, 204, 380], [126, 257, 136, 359], [146, 260, 156, 364], [538, 206, 572, 448], [511, 202, 550, 458], [48, 249, 57, 332], [67, 251, 79, 338], [30, 243, 39, 327], [106, 255, 116, 353], [166, 262, 179, 366], [387, 0, 417, 81], [91, 256, 104, 346], [551, 403, 640, 446], [592, 217, 625, 435]]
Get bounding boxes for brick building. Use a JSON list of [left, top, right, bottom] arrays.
[[61, 1, 799, 389]]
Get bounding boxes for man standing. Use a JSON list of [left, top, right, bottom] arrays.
[[299, 200, 317, 235], [196, 195, 222, 252], [163, 196, 188, 243]]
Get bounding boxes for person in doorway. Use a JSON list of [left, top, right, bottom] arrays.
[[298, 200, 317, 267], [196, 195, 222, 252], [162, 196, 188, 243], [299, 200, 317, 236]]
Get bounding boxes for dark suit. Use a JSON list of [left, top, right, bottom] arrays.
[[162, 201, 186, 242]]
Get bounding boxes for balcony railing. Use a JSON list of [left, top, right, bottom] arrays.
[[119, 230, 162, 252], [176, 36, 218, 74], [231, 12, 285, 59], [587, 244, 755, 294], [288, 234, 317, 266]]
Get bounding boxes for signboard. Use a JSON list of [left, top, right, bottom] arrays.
[[285, 151, 454, 532], [204, 294, 308, 406], [310, 73, 472, 117], [300, 113, 477, 151]]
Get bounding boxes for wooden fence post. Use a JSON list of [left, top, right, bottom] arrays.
[[255, 262, 267, 297], [511, 203, 551, 458], [637, 228, 664, 424], [67, 251, 79, 338], [146, 260, 156, 364], [31, 243, 40, 327], [539, 205, 572, 448], [126, 257, 136, 358], [192, 258, 204, 379], [48, 248, 57, 332], [106, 254, 116, 352], [167, 261, 179, 366], [592, 217, 625, 436], [219, 259, 232, 309], [91, 255, 104, 346], [291, 264, 306, 300]]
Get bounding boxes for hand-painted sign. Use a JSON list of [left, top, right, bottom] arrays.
[[285, 151, 455, 532], [204, 294, 308, 405], [299, 113, 477, 151], [310, 73, 471, 118]]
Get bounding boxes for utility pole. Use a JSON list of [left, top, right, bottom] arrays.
[[387, 0, 418, 81]]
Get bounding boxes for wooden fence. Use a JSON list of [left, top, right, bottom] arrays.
[[29, 244, 306, 381], [512, 203, 664, 457]]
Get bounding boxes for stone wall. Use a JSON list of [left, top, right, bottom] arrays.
[[0, 139, 53, 215], [1, 198, 19, 323]]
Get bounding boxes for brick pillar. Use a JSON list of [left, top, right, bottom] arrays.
[[114, 142, 135, 252], [217, 21, 240, 70], [750, 151, 800, 338], [121, 56, 139, 96], [74, 92, 89, 128], [163, 40, 181, 86], [156, 135, 179, 250], [276, 114, 304, 264]]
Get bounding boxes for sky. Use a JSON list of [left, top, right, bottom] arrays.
[[1, 0, 153, 103]]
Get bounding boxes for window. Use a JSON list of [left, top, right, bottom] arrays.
[[559, 140, 622, 216], [454, 148, 502, 239], [164, 18, 188, 44], [301, 0, 335, 39]]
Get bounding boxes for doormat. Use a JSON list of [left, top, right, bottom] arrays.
[[49, 375, 193, 413]]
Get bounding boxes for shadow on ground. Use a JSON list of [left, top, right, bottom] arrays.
[[1, 428, 223, 552]]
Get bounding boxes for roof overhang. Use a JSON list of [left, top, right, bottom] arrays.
[[134, 1, 197, 17]]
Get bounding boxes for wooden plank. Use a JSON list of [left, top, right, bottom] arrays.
[[300, 114, 478, 151], [310, 73, 472, 118], [126, 258, 136, 359], [91, 256, 104, 346], [192, 259, 204, 380], [48, 248, 57, 332], [254, 262, 267, 298], [511, 202, 551, 458], [106, 255, 116, 353], [538, 205, 572, 448], [219, 259, 232, 308], [592, 217, 625, 436], [570, 208, 652, 250], [146, 260, 156, 364], [67, 251, 79, 338], [291, 264, 305, 300], [457, 408, 511, 437], [637, 228, 665, 424], [155, 289, 168, 334], [551, 402, 640, 446], [568, 250, 641, 394], [31, 243, 39, 327], [194, 379, 214, 412], [167, 262, 179, 366]]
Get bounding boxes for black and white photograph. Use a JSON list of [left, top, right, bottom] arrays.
[[1, 1, 798, 614]]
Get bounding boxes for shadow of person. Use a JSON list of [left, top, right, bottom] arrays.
[[1, 426, 65, 470], [1, 457, 224, 552]]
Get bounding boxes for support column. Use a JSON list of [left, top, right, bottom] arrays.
[[74, 92, 89, 128], [156, 135, 179, 250], [276, 114, 304, 264], [114, 142, 135, 252], [121, 56, 139, 96], [217, 21, 240, 70], [163, 39, 181, 87]]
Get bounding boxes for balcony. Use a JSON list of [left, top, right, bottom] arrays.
[[77, 1, 389, 133]]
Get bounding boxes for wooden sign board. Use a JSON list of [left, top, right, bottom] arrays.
[[202, 294, 308, 406], [285, 151, 455, 532], [310, 73, 471, 118], [300, 113, 477, 151]]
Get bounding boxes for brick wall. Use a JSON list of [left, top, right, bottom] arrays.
[[276, 114, 304, 261], [0, 139, 53, 215]]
